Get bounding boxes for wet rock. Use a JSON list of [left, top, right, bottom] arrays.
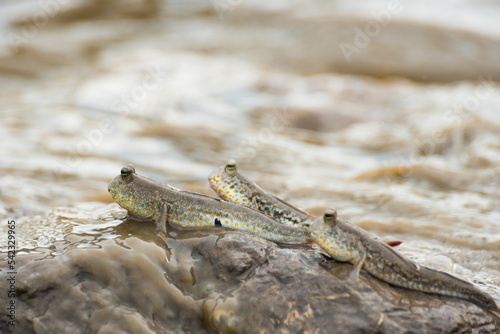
[[2, 221, 499, 334]]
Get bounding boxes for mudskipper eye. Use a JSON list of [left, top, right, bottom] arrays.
[[225, 160, 237, 175], [121, 164, 136, 180], [121, 164, 136, 179], [323, 209, 338, 227], [121, 167, 131, 178]]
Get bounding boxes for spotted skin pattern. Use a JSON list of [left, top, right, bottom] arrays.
[[208, 171, 253, 207], [208, 163, 316, 228], [209, 161, 402, 248], [309, 212, 500, 317], [108, 165, 311, 244]]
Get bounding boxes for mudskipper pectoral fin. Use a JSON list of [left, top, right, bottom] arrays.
[[156, 203, 169, 234], [349, 248, 367, 281]]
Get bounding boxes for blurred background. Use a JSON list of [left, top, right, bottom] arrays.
[[1, 0, 500, 329]]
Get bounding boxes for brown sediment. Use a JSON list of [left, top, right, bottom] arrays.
[[4, 223, 500, 333]]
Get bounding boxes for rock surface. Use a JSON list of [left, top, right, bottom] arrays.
[[3, 218, 499, 334]]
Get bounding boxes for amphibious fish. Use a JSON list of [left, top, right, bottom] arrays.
[[108, 165, 310, 244]]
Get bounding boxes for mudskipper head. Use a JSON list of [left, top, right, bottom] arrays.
[[323, 209, 338, 228], [308, 209, 339, 250], [208, 159, 252, 206], [108, 164, 136, 197], [209, 159, 237, 182], [108, 164, 156, 219]]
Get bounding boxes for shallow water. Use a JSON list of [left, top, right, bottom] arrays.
[[1, 0, 500, 332]]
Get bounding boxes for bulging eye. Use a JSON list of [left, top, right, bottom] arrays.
[[121, 164, 135, 179], [225, 159, 237, 175], [121, 167, 131, 177], [324, 209, 338, 226]]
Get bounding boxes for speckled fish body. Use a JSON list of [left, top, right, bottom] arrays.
[[209, 161, 403, 248], [108, 165, 310, 244], [208, 165, 316, 228], [309, 217, 500, 316]]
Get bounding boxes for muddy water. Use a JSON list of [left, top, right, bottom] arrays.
[[1, 0, 500, 332]]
